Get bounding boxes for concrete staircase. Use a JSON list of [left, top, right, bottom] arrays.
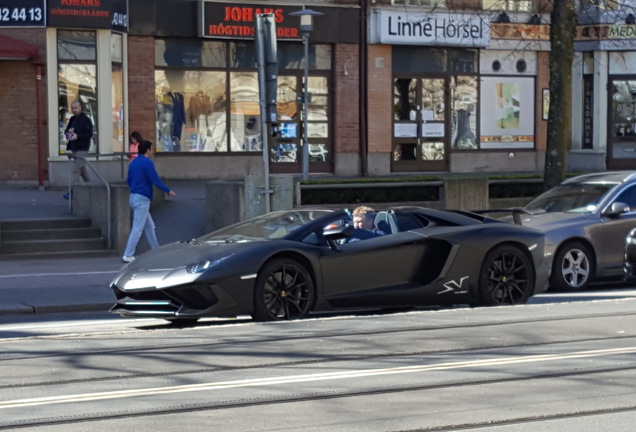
[[0, 217, 115, 260]]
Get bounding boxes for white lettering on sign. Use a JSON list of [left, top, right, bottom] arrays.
[[376, 11, 490, 47]]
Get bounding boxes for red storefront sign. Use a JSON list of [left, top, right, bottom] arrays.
[[200, 2, 306, 40]]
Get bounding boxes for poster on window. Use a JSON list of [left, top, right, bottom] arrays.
[[480, 76, 535, 149]]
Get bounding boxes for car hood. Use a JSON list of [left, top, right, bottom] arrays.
[[121, 239, 265, 272]]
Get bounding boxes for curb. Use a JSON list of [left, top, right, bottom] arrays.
[[0, 302, 113, 317]]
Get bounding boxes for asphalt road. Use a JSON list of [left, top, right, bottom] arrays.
[[1, 291, 636, 431]]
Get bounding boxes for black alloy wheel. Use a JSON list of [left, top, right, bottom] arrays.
[[478, 245, 534, 306], [253, 258, 315, 321], [549, 241, 594, 291]]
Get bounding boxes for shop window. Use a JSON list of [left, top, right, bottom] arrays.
[[393, 143, 417, 161], [112, 33, 124, 154], [230, 72, 260, 152], [153, 39, 332, 166], [155, 70, 227, 152], [579, 0, 619, 10], [610, 80, 636, 159], [279, 44, 332, 70], [449, 50, 477, 74], [451, 76, 478, 149], [57, 30, 97, 155], [155, 40, 226, 68], [393, 78, 417, 121], [392, 0, 448, 7], [393, 47, 446, 75], [479, 76, 535, 150], [483, 0, 534, 12], [230, 42, 257, 69]]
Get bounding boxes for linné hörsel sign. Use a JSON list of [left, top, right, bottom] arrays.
[[375, 10, 490, 47]]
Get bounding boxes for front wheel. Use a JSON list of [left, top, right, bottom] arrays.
[[478, 245, 534, 306], [550, 241, 594, 291], [253, 258, 315, 321]]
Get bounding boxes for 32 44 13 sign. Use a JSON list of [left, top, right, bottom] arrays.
[[0, 0, 46, 27]]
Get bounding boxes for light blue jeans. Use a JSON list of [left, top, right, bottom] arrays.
[[123, 193, 159, 257]]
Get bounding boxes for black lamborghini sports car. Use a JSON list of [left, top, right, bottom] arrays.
[[110, 207, 548, 322]]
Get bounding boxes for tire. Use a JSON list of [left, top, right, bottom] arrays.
[[253, 258, 315, 321], [550, 241, 594, 291], [478, 245, 534, 306]]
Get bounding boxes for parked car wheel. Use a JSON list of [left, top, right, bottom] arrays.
[[550, 241, 594, 291], [478, 245, 534, 305], [253, 258, 314, 321]]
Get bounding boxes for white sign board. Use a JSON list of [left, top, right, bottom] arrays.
[[375, 10, 490, 47]]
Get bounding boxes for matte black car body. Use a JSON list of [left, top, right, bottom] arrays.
[[499, 171, 636, 291], [110, 207, 548, 322]]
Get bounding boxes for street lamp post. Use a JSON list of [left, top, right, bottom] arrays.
[[290, 9, 323, 181]]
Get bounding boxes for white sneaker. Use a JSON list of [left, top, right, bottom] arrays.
[[122, 256, 135, 263]]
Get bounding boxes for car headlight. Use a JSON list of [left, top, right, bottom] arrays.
[[186, 256, 230, 273]]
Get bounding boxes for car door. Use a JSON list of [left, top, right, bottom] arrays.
[[598, 185, 636, 273], [319, 230, 431, 308]]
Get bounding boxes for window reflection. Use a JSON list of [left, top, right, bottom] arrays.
[[309, 143, 329, 162], [421, 79, 445, 121], [393, 78, 417, 121], [153, 40, 331, 159], [156, 40, 226, 68], [155, 70, 228, 152], [421, 142, 445, 160], [230, 72, 260, 152], [451, 76, 478, 149], [393, 143, 417, 161], [57, 30, 96, 61], [272, 142, 298, 162], [112, 66, 124, 153], [58, 64, 97, 154], [277, 76, 298, 121], [57, 30, 97, 155]]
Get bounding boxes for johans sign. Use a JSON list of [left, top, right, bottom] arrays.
[[375, 10, 490, 47]]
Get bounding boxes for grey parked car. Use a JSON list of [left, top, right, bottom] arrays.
[[501, 171, 636, 291]]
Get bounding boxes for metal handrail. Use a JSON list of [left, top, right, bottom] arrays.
[[67, 154, 112, 249]]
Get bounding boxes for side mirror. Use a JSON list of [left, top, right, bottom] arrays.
[[604, 201, 630, 217]]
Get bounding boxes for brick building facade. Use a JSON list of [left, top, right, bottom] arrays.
[[1, 0, 633, 186]]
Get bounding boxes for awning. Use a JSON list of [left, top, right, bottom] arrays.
[[0, 35, 38, 60]]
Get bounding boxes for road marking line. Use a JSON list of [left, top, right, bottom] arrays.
[[1, 346, 635, 409]]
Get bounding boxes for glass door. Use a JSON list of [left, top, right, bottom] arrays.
[[392, 77, 449, 171]]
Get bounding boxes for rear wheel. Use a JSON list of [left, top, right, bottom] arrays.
[[550, 241, 593, 291], [253, 258, 314, 321], [478, 245, 534, 306]]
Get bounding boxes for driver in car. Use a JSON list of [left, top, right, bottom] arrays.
[[347, 206, 386, 243]]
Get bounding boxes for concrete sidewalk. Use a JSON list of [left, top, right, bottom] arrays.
[[0, 181, 208, 318]]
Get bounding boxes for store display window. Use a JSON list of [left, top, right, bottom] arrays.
[[154, 39, 332, 161], [57, 30, 98, 155]]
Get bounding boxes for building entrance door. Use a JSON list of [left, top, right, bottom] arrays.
[[391, 77, 449, 172]]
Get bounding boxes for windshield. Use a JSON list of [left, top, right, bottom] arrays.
[[199, 210, 334, 242], [524, 183, 617, 214]]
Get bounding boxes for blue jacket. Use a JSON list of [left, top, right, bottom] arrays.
[[127, 155, 170, 200]]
